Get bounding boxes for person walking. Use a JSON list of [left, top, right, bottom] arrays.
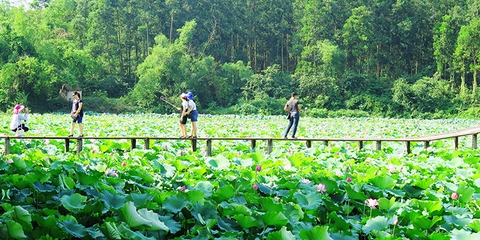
[[178, 93, 189, 138], [10, 104, 29, 135], [69, 91, 84, 137], [283, 92, 302, 139], [186, 92, 198, 138]]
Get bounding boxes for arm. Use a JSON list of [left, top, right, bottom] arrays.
[[284, 102, 289, 111], [298, 104, 303, 113]]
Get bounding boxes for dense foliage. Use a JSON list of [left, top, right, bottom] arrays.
[[1, 114, 480, 239], [2, 0, 480, 117]]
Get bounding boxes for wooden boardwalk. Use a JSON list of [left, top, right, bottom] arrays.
[[2, 126, 480, 156]]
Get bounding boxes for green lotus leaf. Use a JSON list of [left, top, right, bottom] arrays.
[[415, 200, 443, 214], [137, 208, 169, 231], [76, 171, 100, 185], [61, 193, 87, 213], [267, 226, 295, 240], [99, 190, 126, 211], [299, 225, 333, 240], [62, 220, 87, 238], [370, 175, 395, 189], [362, 216, 389, 234], [294, 192, 322, 210], [258, 183, 273, 195], [13, 157, 27, 170], [206, 155, 230, 170], [214, 185, 236, 202], [378, 197, 402, 211], [186, 189, 206, 204], [469, 219, 480, 232], [284, 203, 304, 222], [444, 215, 472, 228], [128, 193, 152, 206], [412, 215, 442, 230], [327, 211, 351, 230], [86, 226, 105, 239], [12, 206, 31, 225], [6, 220, 27, 239], [412, 178, 436, 189], [457, 186, 475, 204], [158, 215, 181, 234], [119, 201, 152, 228], [261, 211, 288, 227], [233, 214, 260, 228], [163, 195, 188, 213], [450, 229, 480, 240], [345, 185, 367, 201], [259, 197, 284, 212], [104, 221, 122, 240]]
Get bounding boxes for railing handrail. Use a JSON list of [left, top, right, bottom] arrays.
[[2, 126, 480, 156]]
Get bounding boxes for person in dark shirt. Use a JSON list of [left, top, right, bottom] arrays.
[[68, 92, 84, 137], [283, 92, 302, 139]]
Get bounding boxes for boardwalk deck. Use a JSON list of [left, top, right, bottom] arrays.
[[2, 126, 480, 156]]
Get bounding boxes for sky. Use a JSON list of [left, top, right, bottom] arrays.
[[9, 0, 32, 8]]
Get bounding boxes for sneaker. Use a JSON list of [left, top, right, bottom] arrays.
[[283, 136, 288, 139], [68, 134, 73, 137]]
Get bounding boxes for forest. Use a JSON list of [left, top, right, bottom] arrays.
[[1, 0, 480, 118]]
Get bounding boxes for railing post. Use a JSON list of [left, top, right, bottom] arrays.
[[76, 138, 83, 155], [306, 140, 311, 148], [206, 139, 212, 157], [192, 139, 197, 152], [65, 138, 70, 152], [405, 141, 411, 154], [130, 139, 136, 151], [472, 134, 477, 149], [4, 137, 10, 155], [358, 141, 363, 151], [454, 137, 459, 149], [144, 138, 150, 150], [251, 140, 256, 150], [424, 141, 429, 149], [376, 141, 381, 151], [323, 140, 328, 146], [267, 139, 273, 153]]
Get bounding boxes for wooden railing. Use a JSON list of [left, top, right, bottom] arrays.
[[2, 125, 480, 156]]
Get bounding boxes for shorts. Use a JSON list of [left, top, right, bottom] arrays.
[[190, 110, 198, 122], [72, 115, 83, 123], [180, 115, 188, 124]]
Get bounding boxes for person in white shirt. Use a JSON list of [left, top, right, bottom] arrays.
[[10, 104, 29, 134]]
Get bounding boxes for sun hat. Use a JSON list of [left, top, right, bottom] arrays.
[[13, 104, 24, 114], [180, 93, 187, 98], [187, 92, 194, 100]]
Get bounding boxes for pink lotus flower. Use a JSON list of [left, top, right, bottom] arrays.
[[393, 217, 399, 225], [253, 184, 259, 190], [388, 165, 396, 173], [316, 183, 326, 193], [91, 149, 95, 154], [301, 178, 311, 184], [122, 162, 126, 167], [346, 177, 352, 183], [256, 165, 262, 172], [336, 171, 343, 177], [366, 198, 379, 209], [180, 186, 186, 192], [105, 168, 118, 177], [6, 159, 13, 164], [451, 192, 459, 200]]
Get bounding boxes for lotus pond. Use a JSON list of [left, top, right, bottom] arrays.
[[1, 113, 480, 239]]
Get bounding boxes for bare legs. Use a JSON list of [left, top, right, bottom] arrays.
[[70, 122, 84, 136]]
